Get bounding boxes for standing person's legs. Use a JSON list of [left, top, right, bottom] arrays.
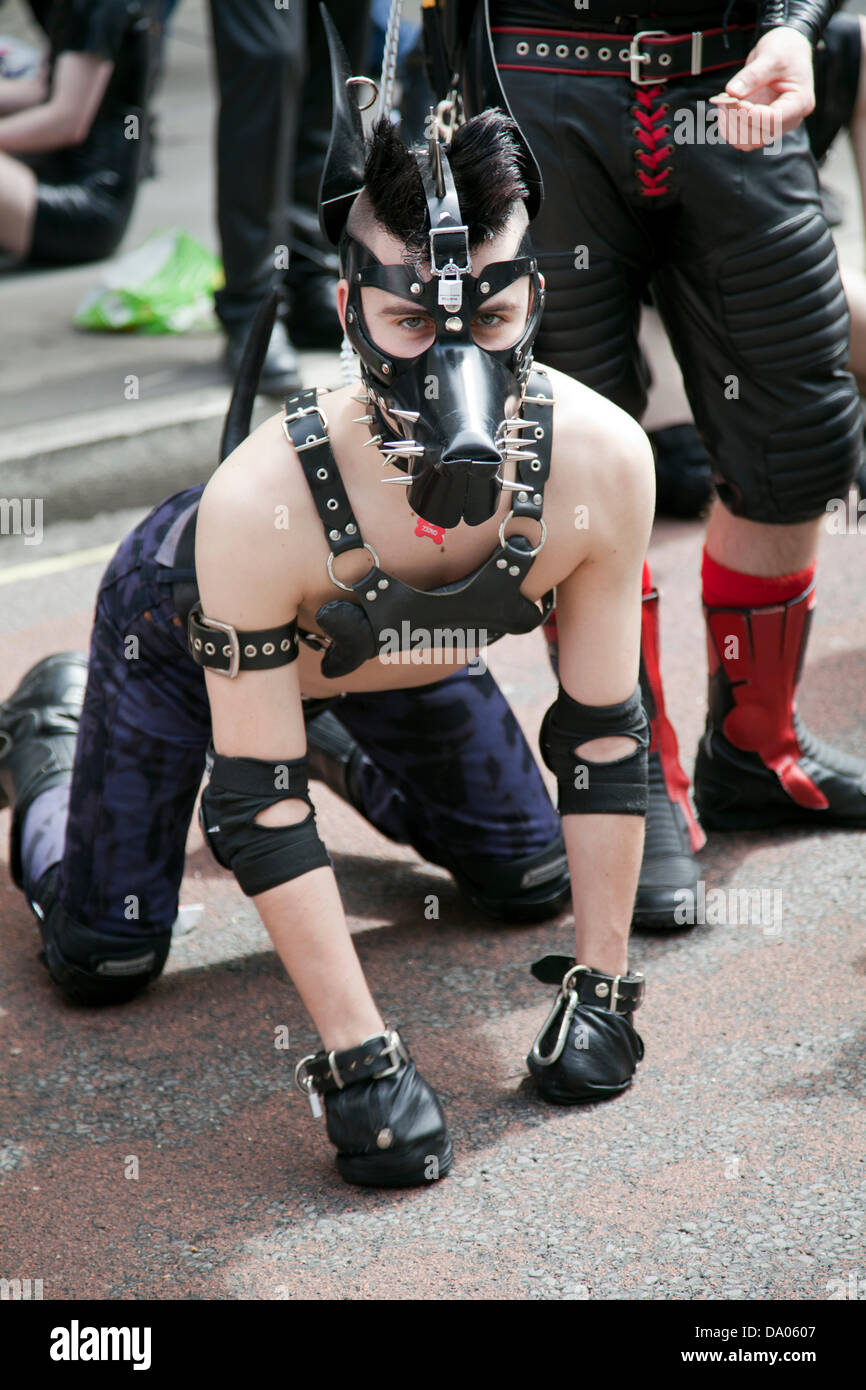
[[650, 105, 866, 827], [495, 65, 704, 922], [207, 0, 304, 391]]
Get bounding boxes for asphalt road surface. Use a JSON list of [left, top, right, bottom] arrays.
[[2, 489, 865, 1302]]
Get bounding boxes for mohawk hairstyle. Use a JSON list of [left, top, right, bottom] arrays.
[[358, 111, 529, 259]]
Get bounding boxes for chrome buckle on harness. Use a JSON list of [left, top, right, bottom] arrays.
[[282, 403, 329, 452], [188, 604, 240, 679], [629, 29, 670, 85]]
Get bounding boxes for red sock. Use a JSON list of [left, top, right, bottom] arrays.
[[642, 560, 653, 595], [701, 550, 815, 609]]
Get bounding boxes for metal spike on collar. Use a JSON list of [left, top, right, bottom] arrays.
[[352, 413, 375, 424], [388, 407, 420, 423], [350, 391, 370, 403], [363, 434, 384, 448], [380, 473, 413, 485], [381, 443, 424, 458], [503, 448, 539, 462], [500, 417, 535, 431], [497, 477, 528, 492]]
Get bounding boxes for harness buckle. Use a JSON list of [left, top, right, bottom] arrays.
[[629, 29, 669, 85], [372, 1028, 410, 1080], [429, 224, 472, 309], [188, 604, 240, 679], [282, 403, 329, 452]]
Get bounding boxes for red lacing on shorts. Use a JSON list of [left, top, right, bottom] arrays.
[[632, 86, 672, 198]]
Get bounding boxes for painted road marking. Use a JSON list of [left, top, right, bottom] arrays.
[[0, 543, 117, 586]]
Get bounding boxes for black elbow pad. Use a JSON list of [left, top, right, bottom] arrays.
[[199, 750, 332, 897], [539, 685, 650, 815]]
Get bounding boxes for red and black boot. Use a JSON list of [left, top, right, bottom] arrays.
[[635, 574, 705, 927], [542, 568, 705, 930], [694, 553, 866, 830]]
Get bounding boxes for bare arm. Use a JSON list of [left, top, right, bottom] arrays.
[[553, 409, 655, 974], [196, 447, 384, 1051], [0, 51, 112, 153], [0, 63, 49, 116]]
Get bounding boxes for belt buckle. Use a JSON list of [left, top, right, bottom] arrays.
[[188, 604, 240, 679], [629, 29, 669, 85]]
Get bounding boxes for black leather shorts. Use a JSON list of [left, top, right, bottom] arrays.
[[29, 170, 136, 267], [499, 59, 863, 522]]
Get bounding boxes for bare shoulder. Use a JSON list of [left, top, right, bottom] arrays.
[[196, 410, 320, 624], [541, 363, 655, 536]]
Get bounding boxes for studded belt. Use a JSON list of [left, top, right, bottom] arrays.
[[492, 23, 756, 83]]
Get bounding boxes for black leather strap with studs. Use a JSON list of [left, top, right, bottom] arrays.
[[492, 25, 755, 84], [284, 388, 368, 560], [188, 602, 298, 676], [300, 1028, 410, 1095], [531, 954, 645, 1014]]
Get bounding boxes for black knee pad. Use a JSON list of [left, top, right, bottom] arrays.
[[29, 866, 170, 1006], [200, 749, 332, 897], [540, 686, 649, 815]]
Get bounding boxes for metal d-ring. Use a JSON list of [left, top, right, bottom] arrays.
[[498, 510, 547, 557], [346, 75, 379, 112], [327, 543, 380, 592]]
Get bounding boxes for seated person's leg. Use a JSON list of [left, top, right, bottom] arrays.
[[0, 150, 38, 258]]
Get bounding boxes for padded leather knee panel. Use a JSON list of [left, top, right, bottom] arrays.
[[200, 750, 332, 897], [762, 387, 863, 520], [534, 254, 648, 418], [539, 686, 650, 815], [719, 213, 848, 372]]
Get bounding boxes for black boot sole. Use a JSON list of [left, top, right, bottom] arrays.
[[632, 892, 695, 930], [336, 1135, 454, 1188], [532, 1075, 634, 1105], [695, 734, 866, 831], [694, 794, 866, 833]]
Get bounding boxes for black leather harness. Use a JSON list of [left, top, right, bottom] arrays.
[[174, 368, 556, 680]]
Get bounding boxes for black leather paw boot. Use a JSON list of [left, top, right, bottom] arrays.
[[527, 955, 645, 1103], [295, 1028, 453, 1187], [0, 652, 88, 890]]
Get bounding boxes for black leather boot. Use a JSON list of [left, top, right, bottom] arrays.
[[635, 587, 705, 928], [294, 1028, 453, 1187], [0, 652, 88, 890], [527, 955, 645, 1103], [305, 709, 571, 922], [695, 582, 866, 829]]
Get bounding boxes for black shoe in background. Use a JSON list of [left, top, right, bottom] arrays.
[[650, 423, 715, 519]]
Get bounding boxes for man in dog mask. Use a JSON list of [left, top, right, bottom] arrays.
[[0, 17, 655, 1187]]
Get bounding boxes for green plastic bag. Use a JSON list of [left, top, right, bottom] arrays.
[[74, 228, 224, 333]]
